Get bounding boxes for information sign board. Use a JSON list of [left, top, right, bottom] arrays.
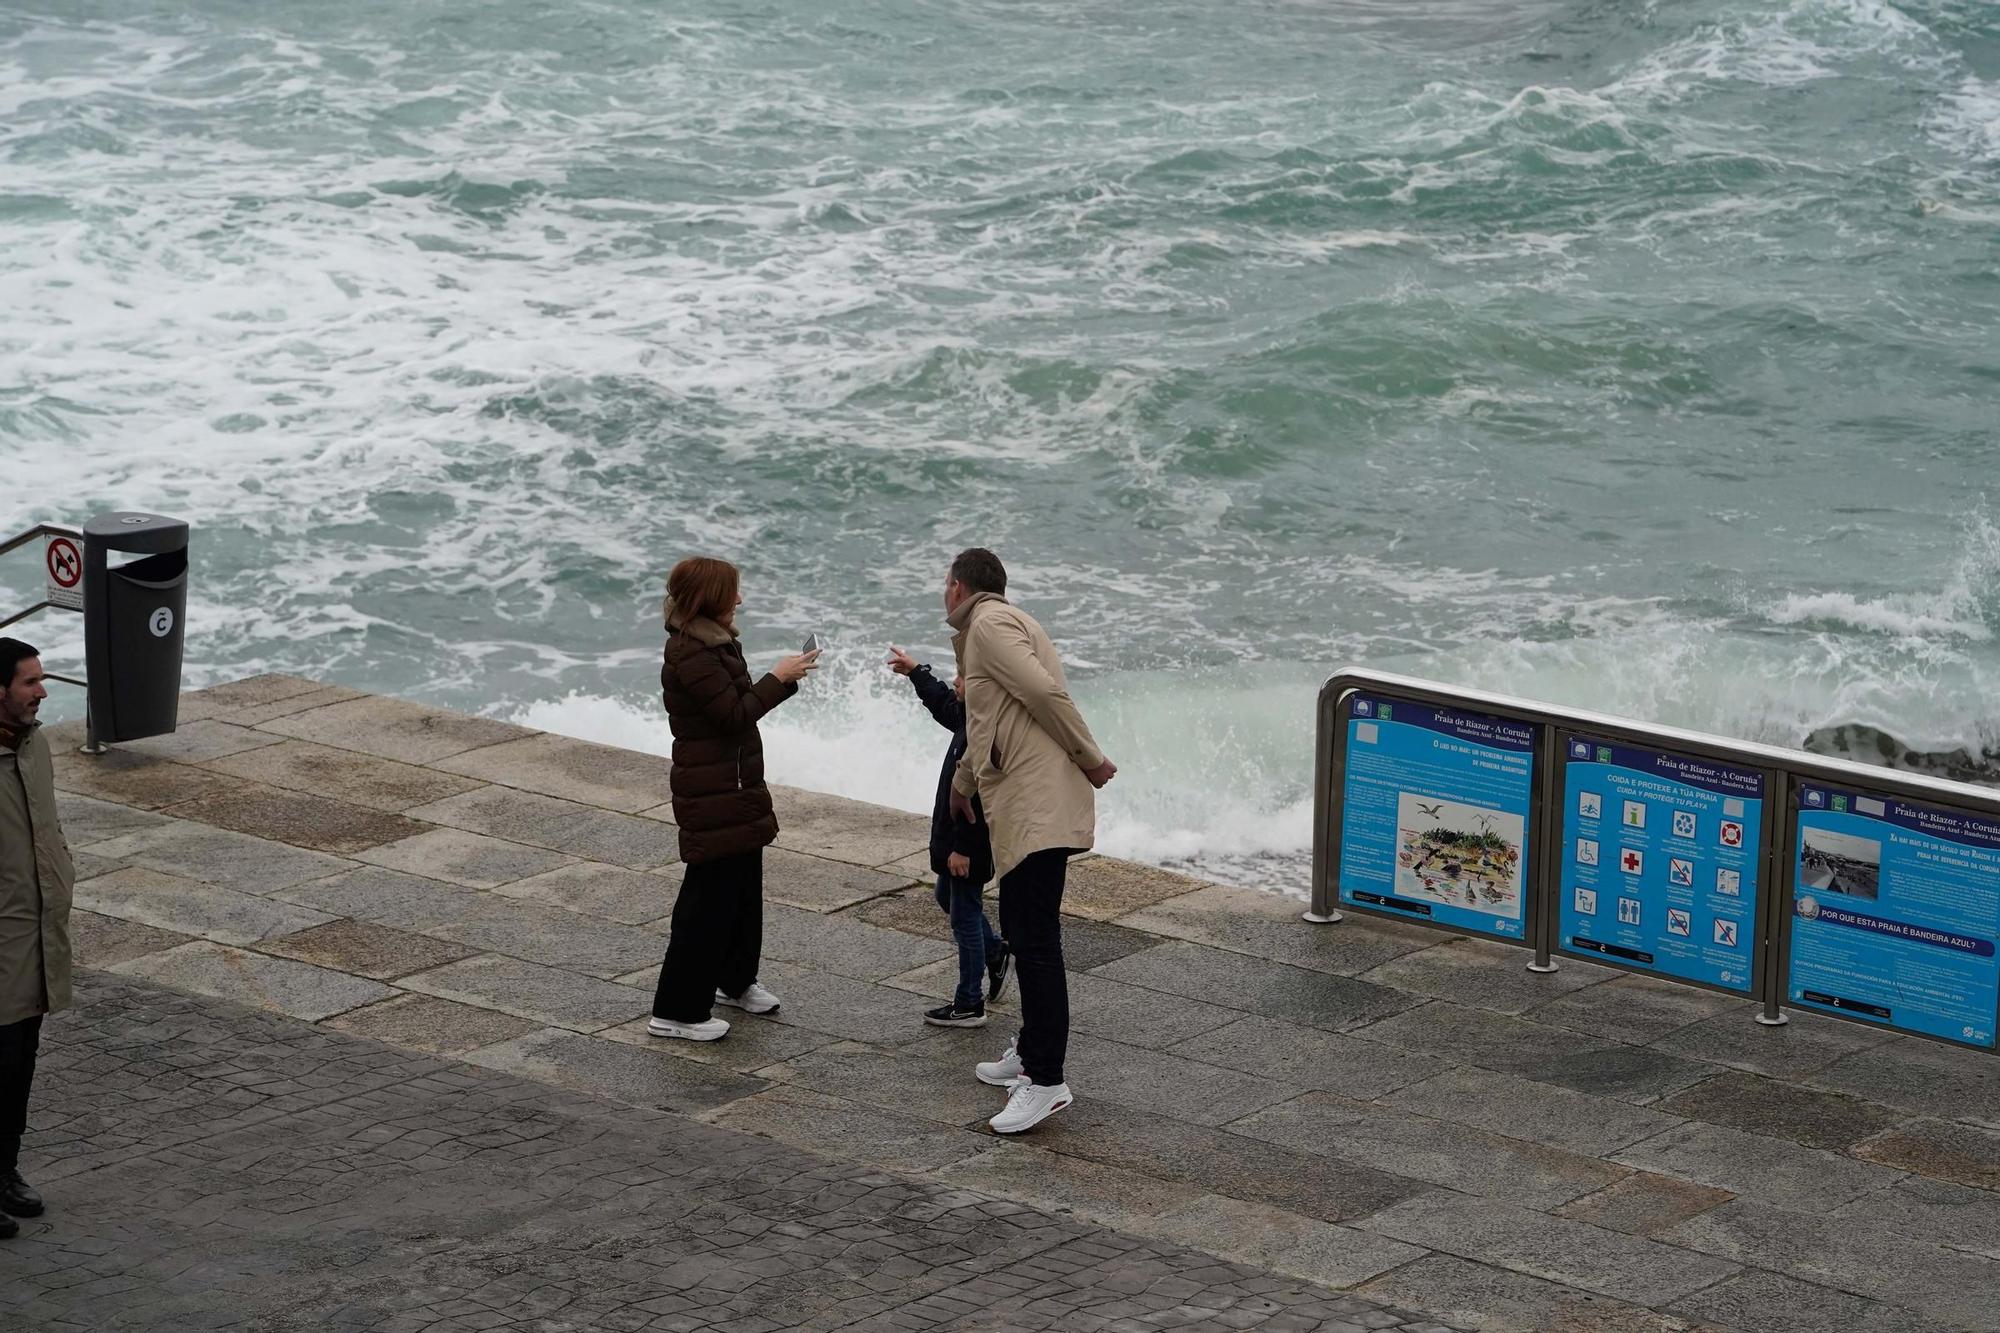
[[1786, 784, 2000, 1049], [1335, 693, 1536, 942], [1556, 735, 1766, 994]]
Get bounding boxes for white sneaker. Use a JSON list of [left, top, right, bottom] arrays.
[[975, 1039, 1024, 1087], [649, 1016, 729, 1042], [991, 1081, 1073, 1134], [715, 982, 781, 1014]]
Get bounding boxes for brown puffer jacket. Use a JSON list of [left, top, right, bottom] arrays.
[[661, 605, 797, 865]]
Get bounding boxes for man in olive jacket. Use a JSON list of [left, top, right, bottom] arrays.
[[946, 551, 1116, 1135], [0, 638, 73, 1238]]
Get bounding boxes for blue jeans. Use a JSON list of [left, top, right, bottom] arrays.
[[935, 873, 1003, 1010]]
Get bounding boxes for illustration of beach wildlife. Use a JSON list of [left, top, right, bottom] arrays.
[[1392, 793, 1526, 918]]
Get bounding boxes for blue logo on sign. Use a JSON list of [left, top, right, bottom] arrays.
[[1354, 700, 1372, 717], [1571, 741, 1591, 760], [1804, 790, 1824, 808]]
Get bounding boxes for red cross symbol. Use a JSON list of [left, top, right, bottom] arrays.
[[1621, 849, 1644, 875]]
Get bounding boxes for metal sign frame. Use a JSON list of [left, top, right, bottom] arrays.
[[1772, 776, 2000, 1053], [1546, 725, 1782, 1002], [1322, 684, 1544, 948], [1311, 668, 2000, 1050]]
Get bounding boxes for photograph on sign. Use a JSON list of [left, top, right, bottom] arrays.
[[1788, 785, 1999, 1049], [1556, 735, 1764, 994], [1336, 694, 1535, 941]]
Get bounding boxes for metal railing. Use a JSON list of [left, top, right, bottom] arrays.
[[2, 521, 91, 721], [1310, 667, 2000, 1050]]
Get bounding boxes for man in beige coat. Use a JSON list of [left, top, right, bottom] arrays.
[[945, 551, 1115, 1134], [0, 638, 73, 1239]]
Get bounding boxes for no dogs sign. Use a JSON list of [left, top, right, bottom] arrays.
[[45, 535, 83, 611]]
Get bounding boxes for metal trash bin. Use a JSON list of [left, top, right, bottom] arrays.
[[83, 511, 190, 743]]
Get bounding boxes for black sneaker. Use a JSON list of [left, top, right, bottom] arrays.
[[987, 942, 1012, 1004], [0, 1212, 16, 1240], [923, 1002, 989, 1028]]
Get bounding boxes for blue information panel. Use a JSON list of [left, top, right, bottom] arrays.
[[1337, 694, 1535, 941], [1788, 785, 2000, 1049], [1558, 737, 1764, 993]]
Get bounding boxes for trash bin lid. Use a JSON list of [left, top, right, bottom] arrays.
[[84, 511, 190, 554]]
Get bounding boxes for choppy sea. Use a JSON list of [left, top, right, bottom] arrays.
[[5, 0, 1999, 894]]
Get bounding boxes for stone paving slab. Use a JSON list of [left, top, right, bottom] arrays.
[[1095, 940, 1421, 1033], [1116, 882, 1439, 977], [398, 954, 648, 1031], [430, 731, 678, 812], [408, 784, 683, 869], [51, 745, 249, 810], [257, 693, 534, 763], [1228, 1091, 1631, 1212], [259, 918, 480, 981], [175, 671, 333, 718], [356, 826, 577, 889], [1830, 1174, 2000, 1260], [1552, 1172, 1737, 1239], [5, 975, 1464, 1333], [706, 1083, 996, 1174], [1851, 1116, 2000, 1189], [493, 859, 680, 924], [201, 737, 485, 813], [1359, 1253, 1700, 1333], [1167, 1014, 1447, 1099], [69, 909, 193, 970], [1357, 937, 1613, 1016], [1805, 1034, 2000, 1124], [52, 792, 172, 846], [163, 782, 429, 854], [462, 1026, 771, 1113], [1379, 1066, 1682, 1157], [1663, 1198, 2000, 1329], [115, 719, 286, 765], [1359, 1192, 1743, 1308], [766, 847, 919, 912], [324, 992, 542, 1055], [84, 819, 351, 894], [107, 941, 395, 1021], [1610, 1120, 1906, 1212], [769, 786, 934, 867], [75, 866, 336, 946]]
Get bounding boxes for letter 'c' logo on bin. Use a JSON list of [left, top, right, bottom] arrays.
[[149, 607, 174, 638]]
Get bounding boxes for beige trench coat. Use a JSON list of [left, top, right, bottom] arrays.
[[949, 593, 1105, 882], [0, 725, 75, 1026]]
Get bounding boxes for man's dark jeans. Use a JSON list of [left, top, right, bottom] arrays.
[[934, 873, 1002, 1011], [997, 848, 1074, 1087], [0, 1014, 42, 1175]]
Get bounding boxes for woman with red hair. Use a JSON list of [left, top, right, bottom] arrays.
[[648, 557, 819, 1042]]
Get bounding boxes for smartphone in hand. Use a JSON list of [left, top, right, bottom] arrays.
[[803, 633, 825, 655]]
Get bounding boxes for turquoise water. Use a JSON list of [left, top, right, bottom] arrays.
[[4, 1, 1999, 890]]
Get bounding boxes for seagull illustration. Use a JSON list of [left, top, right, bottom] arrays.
[[1415, 802, 1443, 819]]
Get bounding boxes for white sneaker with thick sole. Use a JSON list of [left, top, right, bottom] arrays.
[[648, 1016, 730, 1042], [991, 1081, 1073, 1134], [715, 982, 781, 1014], [975, 1039, 1024, 1087]]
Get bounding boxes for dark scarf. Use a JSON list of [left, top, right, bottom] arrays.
[[0, 718, 33, 753]]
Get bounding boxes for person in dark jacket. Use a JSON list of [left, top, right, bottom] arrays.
[[888, 645, 1010, 1027], [649, 557, 819, 1043]]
